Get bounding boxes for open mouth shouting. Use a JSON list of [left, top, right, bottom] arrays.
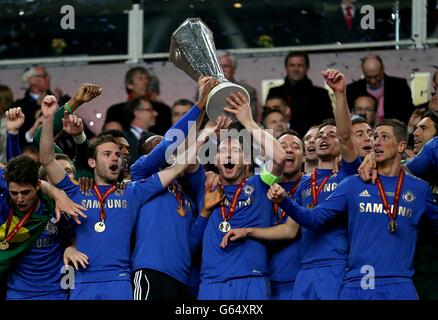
[[318, 141, 330, 151], [306, 146, 316, 155], [109, 163, 119, 174], [362, 145, 372, 154]]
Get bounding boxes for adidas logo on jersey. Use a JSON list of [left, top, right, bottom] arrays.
[[359, 190, 371, 197]]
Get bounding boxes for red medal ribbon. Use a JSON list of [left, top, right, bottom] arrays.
[[220, 178, 247, 222], [273, 174, 303, 223], [93, 184, 117, 222], [3, 202, 37, 242], [311, 169, 331, 206], [169, 182, 184, 207], [376, 169, 405, 222]]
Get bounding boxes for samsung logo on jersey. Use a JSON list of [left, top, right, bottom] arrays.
[[359, 202, 412, 217], [81, 199, 128, 209], [301, 183, 338, 198]]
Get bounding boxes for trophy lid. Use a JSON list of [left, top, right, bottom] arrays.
[[169, 18, 225, 82]]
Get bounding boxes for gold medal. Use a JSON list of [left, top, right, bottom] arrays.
[[388, 220, 397, 233], [306, 204, 315, 208], [177, 205, 186, 217], [94, 221, 106, 233], [0, 240, 9, 251], [219, 221, 231, 233]]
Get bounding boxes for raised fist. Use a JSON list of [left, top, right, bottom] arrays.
[[5, 107, 25, 134], [62, 111, 84, 137], [321, 69, 346, 94], [74, 83, 103, 103], [41, 95, 58, 118]]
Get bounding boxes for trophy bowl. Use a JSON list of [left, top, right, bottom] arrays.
[[169, 18, 250, 123], [206, 81, 249, 123]]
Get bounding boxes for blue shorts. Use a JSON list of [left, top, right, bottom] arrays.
[[198, 277, 270, 300], [6, 290, 68, 300], [340, 280, 418, 300], [69, 281, 133, 300], [270, 281, 295, 300], [293, 264, 346, 300]]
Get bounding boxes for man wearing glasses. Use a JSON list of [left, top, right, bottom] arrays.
[[123, 98, 159, 165], [14, 65, 69, 147]]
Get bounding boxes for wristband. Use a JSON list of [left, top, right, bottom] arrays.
[[260, 165, 280, 186], [64, 102, 72, 114]]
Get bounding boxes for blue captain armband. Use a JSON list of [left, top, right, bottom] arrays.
[[260, 165, 281, 186]]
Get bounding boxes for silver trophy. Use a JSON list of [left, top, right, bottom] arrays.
[[169, 18, 249, 122]]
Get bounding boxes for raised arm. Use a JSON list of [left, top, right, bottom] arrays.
[[224, 92, 286, 178], [268, 181, 348, 229], [322, 69, 357, 163], [39, 95, 70, 185], [5, 107, 25, 159], [33, 83, 102, 149], [130, 76, 219, 181], [157, 116, 229, 188]]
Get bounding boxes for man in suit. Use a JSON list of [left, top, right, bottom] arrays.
[[323, 0, 366, 44], [14, 65, 70, 147], [346, 53, 414, 124], [123, 98, 158, 166], [104, 67, 171, 136], [267, 51, 333, 137]]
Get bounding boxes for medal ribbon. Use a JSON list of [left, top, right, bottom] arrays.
[[376, 169, 405, 222], [169, 182, 184, 207], [273, 174, 303, 222], [220, 178, 247, 222], [311, 169, 330, 206], [93, 184, 117, 222], [3, 202, 37, 242]]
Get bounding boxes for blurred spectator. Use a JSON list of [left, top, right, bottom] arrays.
[[171, 99, 194, 125], [219, 52, 259, 120], [0, 85, 13, 163], [416, 71, 438, 111], [262, 108, 288, 139], [149, 75, 161, 102], [267, 51, 333, 137], [21, 145, 39, 163], [147, 74, 173, 135], [323, 0, 365, 44], [101, 121, 124, 132], [346, 53, 414, 124], [104, 67, 171, 136], [265, 95, 292, 124], [13, 65, 70, 147], [123, 98, 158, 165], [351, 92, 377, 127]]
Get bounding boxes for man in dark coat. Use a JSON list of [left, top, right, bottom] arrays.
[[267, 51, 333, 137], [346, 53, 414, 124]]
